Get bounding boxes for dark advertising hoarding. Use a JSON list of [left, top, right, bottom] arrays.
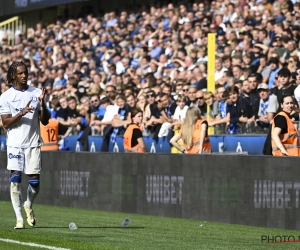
[[0, 151, 300, 230], [0, 0, 87, 17]]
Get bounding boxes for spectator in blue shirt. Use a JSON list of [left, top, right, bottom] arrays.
[[150, 38, 162, 60], [53, 68, 67, 91], [268, 57, 281, 89]]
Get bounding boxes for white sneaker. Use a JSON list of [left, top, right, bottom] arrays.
[[14, 220, 24, 229], [23, 203, 36, 227]]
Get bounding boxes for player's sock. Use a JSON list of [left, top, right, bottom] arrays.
[[26, 177, 40, 208], [10, 173, 23, 222]]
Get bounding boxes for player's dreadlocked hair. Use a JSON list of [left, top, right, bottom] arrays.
[[6, 61, 28, 86]]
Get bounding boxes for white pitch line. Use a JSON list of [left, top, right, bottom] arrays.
[[0, 238, 71, 250]]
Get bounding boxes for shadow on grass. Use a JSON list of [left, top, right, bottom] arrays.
[[35, 226, 145, 229]]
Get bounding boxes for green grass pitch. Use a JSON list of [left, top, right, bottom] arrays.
[[0, 201, 299, 249]]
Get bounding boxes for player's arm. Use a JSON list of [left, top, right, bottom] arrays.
[[39, 101, 50, 126], [39, 89, 50, 126], [1, 100, 33, 129]]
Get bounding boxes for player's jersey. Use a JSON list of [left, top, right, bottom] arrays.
[[0, 85, 43, 148]]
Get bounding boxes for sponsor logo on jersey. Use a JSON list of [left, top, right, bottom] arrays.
[[8, 153, 21, 159]]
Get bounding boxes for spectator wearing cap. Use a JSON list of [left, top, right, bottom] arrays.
[[251, 43, 264, 68], [163, 63, 176, 79], [273, 34, 289, 61], [256, 83, 279, 129], [216, 32, 226, 56], [291, 25, 300, 42], [245, 20, 255, 31], [72, 70, 82, 82], [268, 57, 281, 89]]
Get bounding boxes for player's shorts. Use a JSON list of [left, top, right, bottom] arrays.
[[7, 146, 41, 175]]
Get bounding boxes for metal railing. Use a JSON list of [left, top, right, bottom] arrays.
[[0, 16, 25, 46]]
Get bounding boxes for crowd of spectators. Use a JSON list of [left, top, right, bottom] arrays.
[[1, 0, 300, 149]]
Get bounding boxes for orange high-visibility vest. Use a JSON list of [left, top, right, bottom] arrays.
[[271, 111, 299, 156], [124, 123, 145, 153], [40, 119, 59, 151], [182, 119, 212, 154]]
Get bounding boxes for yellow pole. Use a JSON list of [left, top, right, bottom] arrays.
[[207, 33, 216, 135]]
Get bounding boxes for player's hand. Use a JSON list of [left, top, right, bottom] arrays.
[[281, 148, 289, 156], [38, 88, 46, 104], [22, 100, 33, 116]]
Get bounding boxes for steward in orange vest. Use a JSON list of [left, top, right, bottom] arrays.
[[271, 111, 299, 156], [40, 119, 59, 151], [182, 119, 212, 154], [124, 123, 146, 153]]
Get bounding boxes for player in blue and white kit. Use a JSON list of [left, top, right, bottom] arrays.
[[0, 62, 50, 229]]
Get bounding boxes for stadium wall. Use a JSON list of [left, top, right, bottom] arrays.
[[0, 151, 299, 230]]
